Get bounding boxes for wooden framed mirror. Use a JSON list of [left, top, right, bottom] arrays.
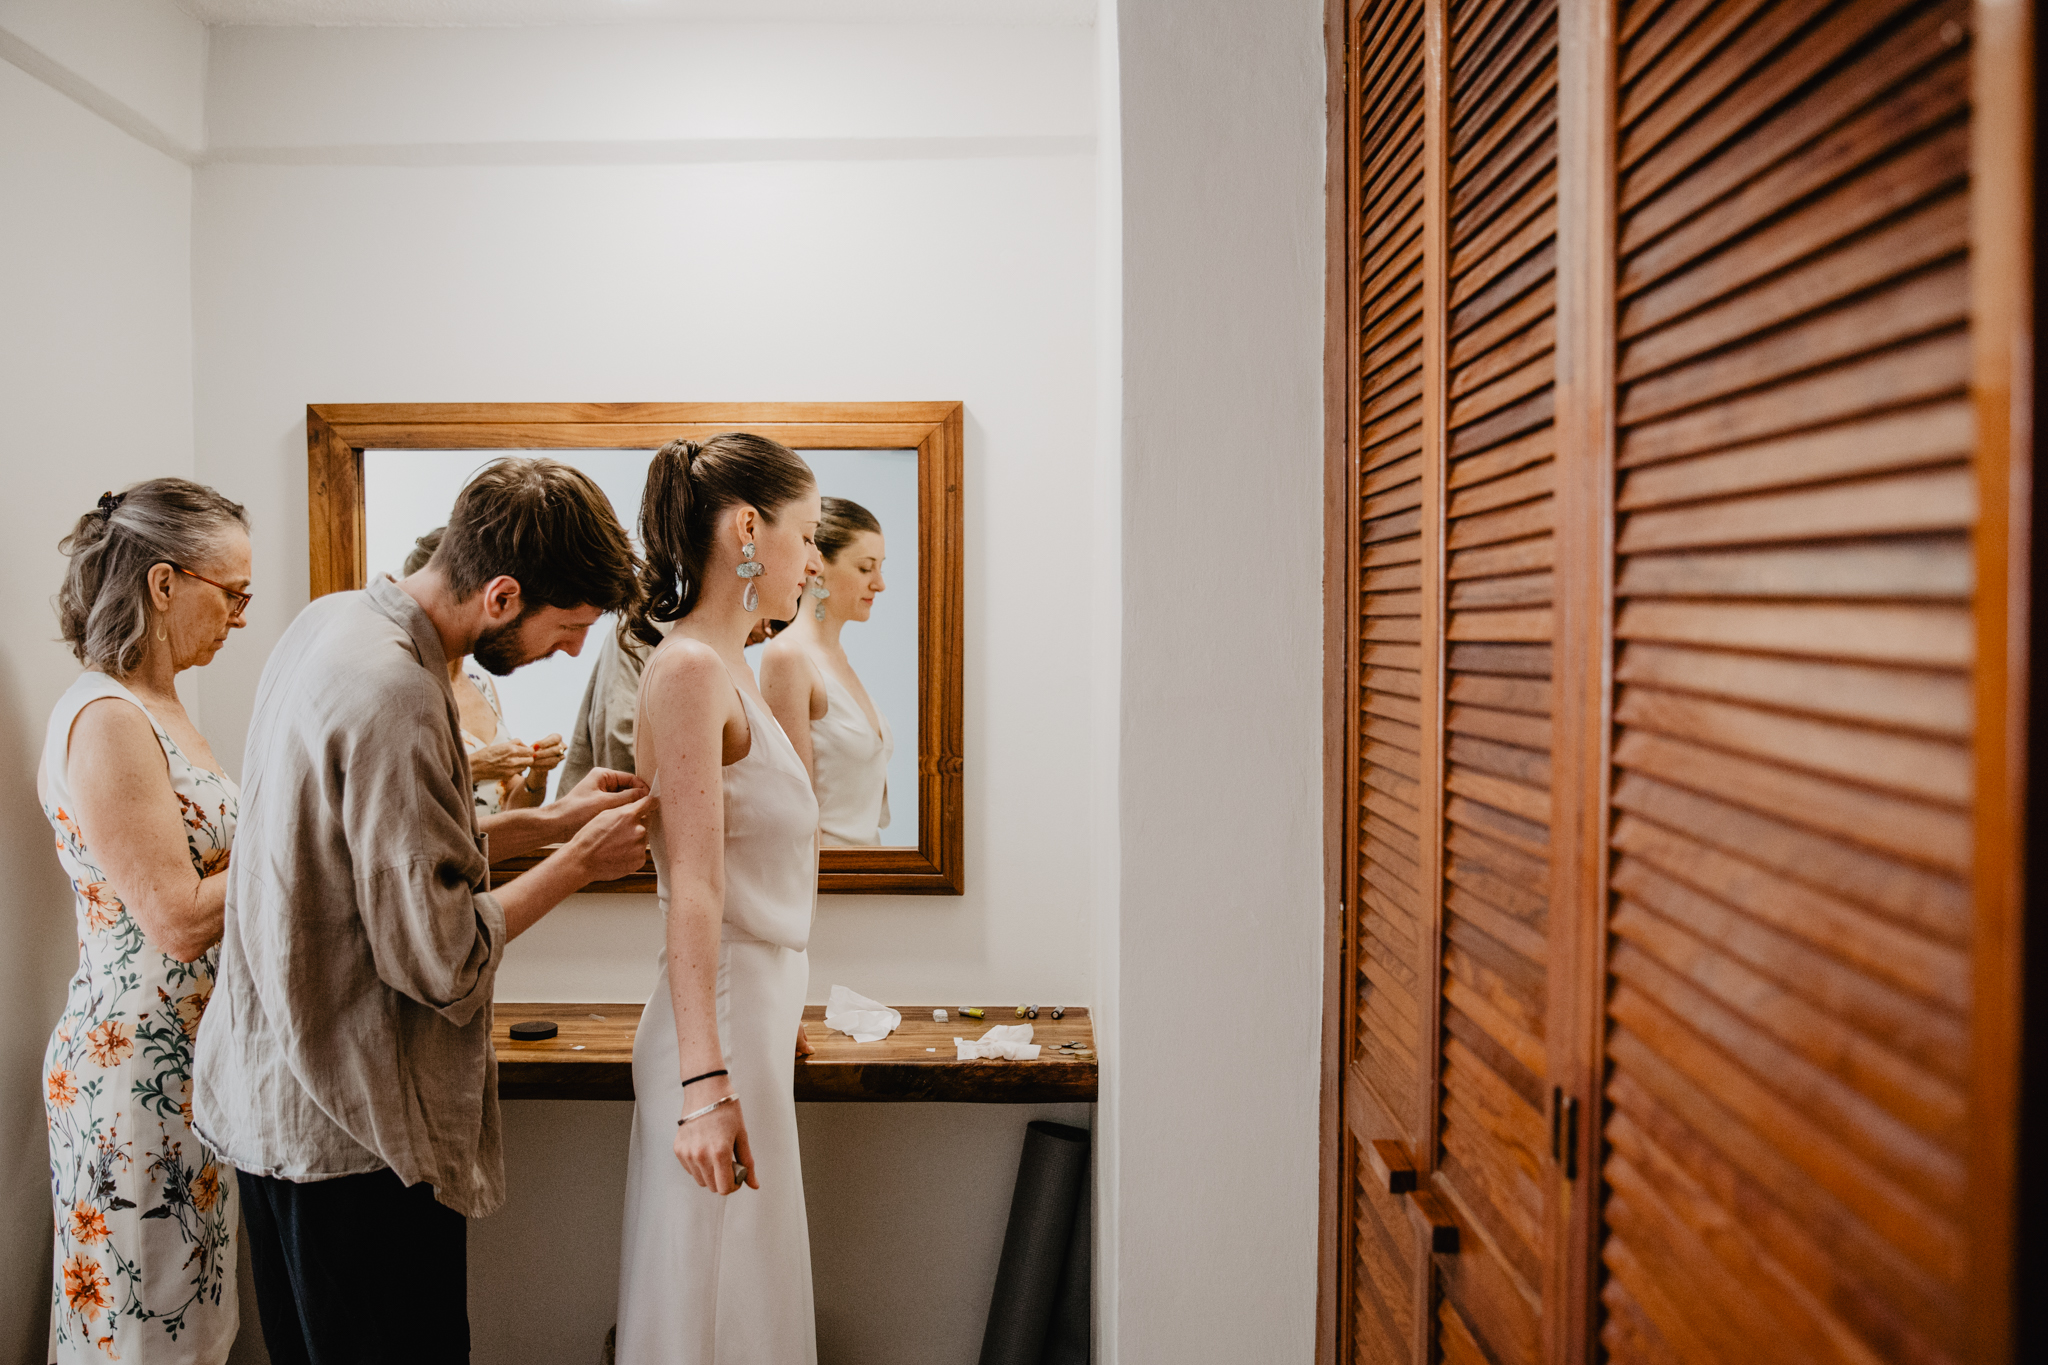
[[307, 402, 963, 894]]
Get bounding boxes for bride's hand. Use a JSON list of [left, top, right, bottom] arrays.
[[674, 1097, 759, 1196], [795, 1022, 814, 1060]]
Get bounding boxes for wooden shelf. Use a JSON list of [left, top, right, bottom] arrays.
[[494, 1003, 1096, 1104]]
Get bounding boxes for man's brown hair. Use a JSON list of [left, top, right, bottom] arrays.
[[432, 457, 640, 613]]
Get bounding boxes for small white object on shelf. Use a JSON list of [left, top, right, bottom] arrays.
[[952, 1023, 1040, 1061], [823, 985, 901, 1043]]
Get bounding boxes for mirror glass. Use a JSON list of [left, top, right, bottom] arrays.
[[363, 447, 920, 847]]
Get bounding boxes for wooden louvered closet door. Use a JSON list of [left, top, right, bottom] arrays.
[[1322, 0, 2033, 1360], [1338, 0, 1571, 1359], [1345, 0, 1435, 1356], [1433, 0, 1560, 1360], [1593, 1, 1983, 1361]]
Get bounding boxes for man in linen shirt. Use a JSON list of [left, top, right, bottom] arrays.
[[195, 458, 653, 1363]]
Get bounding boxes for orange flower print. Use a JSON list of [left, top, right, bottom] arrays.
[[95, 1333, 120, 1360], [177, 793, 207, 832], [61, 1252, 110, 1320], [84, 1019, 132, 1069], [79, 882, 123, 932], [191, 1163, 220, 1212], [68, 1202, 109, 1245], [198, 846, 230, 877], [46, 1069, 78, 1109], [174, 989, 208, 1041]]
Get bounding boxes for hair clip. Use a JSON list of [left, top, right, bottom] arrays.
[[96, 491, 124, 523]]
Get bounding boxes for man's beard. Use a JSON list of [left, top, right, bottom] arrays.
[[471, 614, 534, 676]]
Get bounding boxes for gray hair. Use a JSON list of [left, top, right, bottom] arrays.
[[57, 478, 249, 675]]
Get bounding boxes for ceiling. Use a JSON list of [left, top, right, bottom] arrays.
[[174, 0, 1092, 24]]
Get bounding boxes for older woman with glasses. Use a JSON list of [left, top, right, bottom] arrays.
[[37, 479, 252, 1364]]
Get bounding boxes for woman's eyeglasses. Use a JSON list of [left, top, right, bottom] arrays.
[[166, 563, 253, 618]]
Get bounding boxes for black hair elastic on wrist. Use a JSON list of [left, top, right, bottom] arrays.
[[681, 1068, 728, 1089]]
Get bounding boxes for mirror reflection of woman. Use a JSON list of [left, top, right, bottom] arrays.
[[403, 528, 565, 813], [760, 498, 894, 846], [38, 480, 252, 1364], [615, 434, 824, 1365]]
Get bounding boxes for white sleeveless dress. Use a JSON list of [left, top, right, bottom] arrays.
[[616, 687, 820, 1365], [40, 674, 239, 1364], [812, 667, 892, 847]]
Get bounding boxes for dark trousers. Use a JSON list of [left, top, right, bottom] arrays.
[[238, 1167, 469, 1365]]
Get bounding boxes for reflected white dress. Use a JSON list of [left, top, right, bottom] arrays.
[[813, 668, 892, 847], [616, 687, 820, 1365]]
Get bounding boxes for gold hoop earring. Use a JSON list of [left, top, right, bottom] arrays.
[[155, 613, 167, 642]]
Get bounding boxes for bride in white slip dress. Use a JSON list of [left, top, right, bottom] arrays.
[[615, 434, 824, 1365], [760, 496, 895, 847]]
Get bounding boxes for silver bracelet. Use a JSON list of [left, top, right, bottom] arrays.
[[678, 1092, 739, 1125]]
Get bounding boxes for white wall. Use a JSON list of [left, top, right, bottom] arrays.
[[0, 6, 202, 1358], [2, 4, 1337, 1361], [0, 0, 205, 157], [1112, 0, 1327, 1358], [190, 18, 1104, 1364]]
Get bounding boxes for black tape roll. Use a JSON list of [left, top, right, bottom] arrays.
[[977, 1120, 1090, 1365], [1041, 1161, 1091, 1365]]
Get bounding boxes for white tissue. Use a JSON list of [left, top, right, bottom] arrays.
[[823, 985, 901, 1043], [952, 1023, 1041, 1061]]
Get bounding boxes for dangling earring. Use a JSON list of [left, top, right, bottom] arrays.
[[809, 575, 830, 622], [736, 541, 764, 613], [154, 614, 167, 642]]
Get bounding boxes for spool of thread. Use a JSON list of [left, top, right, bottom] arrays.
[[1050, 1006, 1066, 1020], [961, 1007, 986, 1020]]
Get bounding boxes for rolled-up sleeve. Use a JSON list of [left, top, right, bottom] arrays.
[[341, 691, 506, 1026]]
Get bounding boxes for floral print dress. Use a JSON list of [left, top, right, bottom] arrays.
[[461, 659, 512, 816], [41, 673, 238, 1364]]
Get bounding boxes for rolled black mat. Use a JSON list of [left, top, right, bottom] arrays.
[[1040, 1155, 1091, 1364], [977, 1120, 1091, 1365]]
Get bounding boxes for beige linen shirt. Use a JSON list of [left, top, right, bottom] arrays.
[[193, 576, 510, 1217]]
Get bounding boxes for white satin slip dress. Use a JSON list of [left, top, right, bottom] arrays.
[[616, 685, 820, 1365], [811, 667, 892, 848]]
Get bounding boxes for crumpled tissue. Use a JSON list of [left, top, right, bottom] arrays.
[[953, 1023, 1041, 1061], [823, 985, 901, 1043]]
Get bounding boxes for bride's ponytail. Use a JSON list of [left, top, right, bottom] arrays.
[[629, 439, 701, 646]]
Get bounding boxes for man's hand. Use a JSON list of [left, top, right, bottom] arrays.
[[565, 792, 655, 884], [552, 767, 648, 832]]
